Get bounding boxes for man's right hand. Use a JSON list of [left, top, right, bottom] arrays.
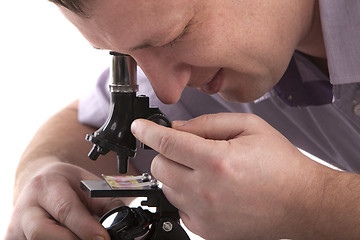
[[5, 160, 122, 240]]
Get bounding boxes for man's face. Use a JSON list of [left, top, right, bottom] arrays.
[[60, 0, 315, 104]]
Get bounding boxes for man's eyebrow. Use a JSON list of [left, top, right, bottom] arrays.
[[48, 0, 88, 17], [130, 20, 193, 52]]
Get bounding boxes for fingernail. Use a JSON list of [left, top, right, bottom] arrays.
[[94, 235, 105, 240], [131, 120, 139, 134], [172, 120, 188, 128]]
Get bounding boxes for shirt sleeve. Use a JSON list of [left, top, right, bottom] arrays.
[[78, 68, 111, 128]]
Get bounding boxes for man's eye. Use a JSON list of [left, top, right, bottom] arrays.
[[162, 24, 190, 48], [163, 39, 178, 48]]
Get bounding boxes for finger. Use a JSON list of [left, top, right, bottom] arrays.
[[178, 210, 202, 238], [5, 211, 27, 240], [22, 206, 79, 240], [38, 182, 109, 240], [151, 154, 193, 189], [131, 119, 227, 169], [161, 184, 185, 211], [172, 113, 268, 139], [161, 185, 198, 225], [60, 163, 130, 217]]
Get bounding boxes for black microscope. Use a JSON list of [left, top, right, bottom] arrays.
[[81, 52, 191, 240]]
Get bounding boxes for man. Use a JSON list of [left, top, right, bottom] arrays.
[[6, 0, 360, 239]]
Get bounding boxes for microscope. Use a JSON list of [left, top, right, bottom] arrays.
[[80, 52, 191, 240]]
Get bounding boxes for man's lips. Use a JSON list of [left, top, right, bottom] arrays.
[[198, 69, 223, 94]]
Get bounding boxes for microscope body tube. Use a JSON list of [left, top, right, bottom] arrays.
[[86, 53, 170, 173]]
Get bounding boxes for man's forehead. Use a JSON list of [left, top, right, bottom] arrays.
[[58, 0, 196, 52], [95, 1, 193, 44]]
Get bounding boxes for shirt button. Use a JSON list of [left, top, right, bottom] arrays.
[[354, 103, 360, 117]]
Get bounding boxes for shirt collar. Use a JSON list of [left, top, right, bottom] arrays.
[[319, 0, 360, 84], [273, 51, 333, 107]]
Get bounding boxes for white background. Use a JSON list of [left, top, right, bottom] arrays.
[[0, 1, 109, 238]]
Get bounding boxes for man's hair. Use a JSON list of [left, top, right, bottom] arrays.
[[48, 0, 87, 16]]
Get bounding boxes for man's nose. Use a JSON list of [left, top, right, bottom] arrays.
[[132, 49, 191, 104]]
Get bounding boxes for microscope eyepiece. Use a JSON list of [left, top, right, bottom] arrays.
[[110, 52, 138, 93]]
